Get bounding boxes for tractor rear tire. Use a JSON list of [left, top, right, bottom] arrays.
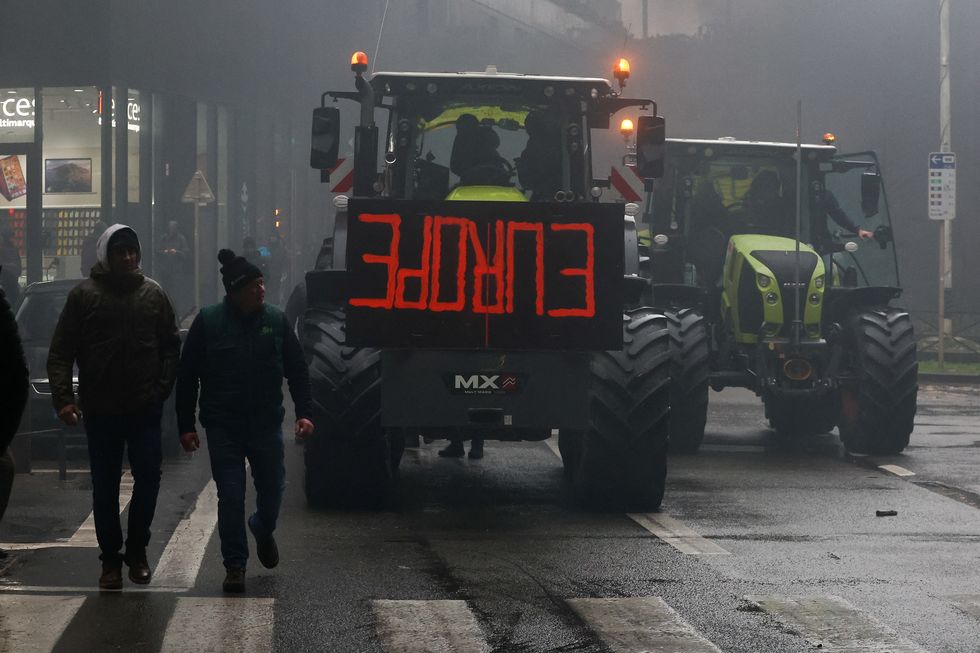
[[765, 393, 839, 438], [838, 308, 918, 455], [302, 305, 394, 509], [665, 308, 710, 454], [570, 308, 671, 511]]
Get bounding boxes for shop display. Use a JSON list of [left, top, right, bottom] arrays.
[[43, 209, 101, 256], [0, 155, 28, 201]]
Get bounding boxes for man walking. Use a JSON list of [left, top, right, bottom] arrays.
[[0, 278, 29, 560], [48, 225, 180, 589], [176, 249, 313, 593]]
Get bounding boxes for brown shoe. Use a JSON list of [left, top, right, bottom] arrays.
[[99, 562, 123, 590], [125, 552, 152, 585], [223, 567, 246, 593]]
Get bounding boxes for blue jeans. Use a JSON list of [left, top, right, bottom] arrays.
[[205, 424, 285, 570], [83, 407, 163, 564]]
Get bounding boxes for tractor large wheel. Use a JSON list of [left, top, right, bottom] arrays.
[[838, 308, 918, 455], [302, 305, 394, 509], [665, 308, 710, 453], [569, 308, 671, 511], [764, 393, 839, 438]]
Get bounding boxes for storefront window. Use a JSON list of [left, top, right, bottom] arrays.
[[0, 88, 35, 144], [41, 86, 102, 275]]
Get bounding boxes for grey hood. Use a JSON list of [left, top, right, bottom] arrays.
[[95, 223, 141, 270]]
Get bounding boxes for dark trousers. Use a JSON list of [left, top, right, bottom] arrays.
[[205, 424, 285, 570], [0, 448, 13, 524], [83, 408, 163, 564]]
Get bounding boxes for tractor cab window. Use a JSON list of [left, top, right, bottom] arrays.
[[822, 153, 899, 288], [393, 100, 565, 200]]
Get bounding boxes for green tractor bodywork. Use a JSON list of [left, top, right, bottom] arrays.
[[646, 138, 917, 454], [302, 63, 672, 510]]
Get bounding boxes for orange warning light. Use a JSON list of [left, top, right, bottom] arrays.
[[619, 118, 635, 137], [822, 132, 837, 145], [351, 51, 369, 73]]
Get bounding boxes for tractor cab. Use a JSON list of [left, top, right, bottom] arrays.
[[649, 138, 899, 294]]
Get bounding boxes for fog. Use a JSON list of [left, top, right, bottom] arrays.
[[6, 0, 978, 320]]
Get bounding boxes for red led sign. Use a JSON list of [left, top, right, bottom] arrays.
[[344, 199, 624, 350]]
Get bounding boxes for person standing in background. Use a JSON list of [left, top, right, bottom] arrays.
[[157, 220, 190, 315], [0, 229, 22, 306]]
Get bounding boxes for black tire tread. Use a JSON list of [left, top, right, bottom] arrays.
[[839, 307, 918, 455], [664, 308, 710, 453]]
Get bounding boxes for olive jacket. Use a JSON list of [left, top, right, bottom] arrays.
[[47, 225, 180, 416]]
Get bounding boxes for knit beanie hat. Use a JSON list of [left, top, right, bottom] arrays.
[[218, 248, 263, 294]]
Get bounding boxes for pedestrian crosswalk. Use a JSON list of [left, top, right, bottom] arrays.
[[1, 589, 968, 651]]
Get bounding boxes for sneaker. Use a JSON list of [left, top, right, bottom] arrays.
[[222, 567, 246, 593], [125, 550, 152, 585], [438, 441, 465, 458], [99, 562, 123, 590], [468, 440, 484, 460], [248, 517, 279, 569]]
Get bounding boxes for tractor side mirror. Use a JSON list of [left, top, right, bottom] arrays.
[[310, 107, 341, 171], [861, 171, 881, 217], [635, 115, 665, 179]]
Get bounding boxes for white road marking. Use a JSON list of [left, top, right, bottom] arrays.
[[544, 434, 562, 458], [372, 599, 490, 653], [67, 470, 135, 547], [746, 595, 927, 652], [567, 596, 721, 653], [949, 594, 980, 620], [0, 471, 134, 550], [154, 480, 219, 589], [0, 594, 85, 653], [0, 584, 187, 594], [160, 597, 274, 653], [627, 513, 730, 555], [879, 464, 916, 477]]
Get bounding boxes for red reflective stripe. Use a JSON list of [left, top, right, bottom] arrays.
[[610, 166, 642, 202]]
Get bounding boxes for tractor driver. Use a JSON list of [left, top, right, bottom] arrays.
[[450, 114, 513, 187]]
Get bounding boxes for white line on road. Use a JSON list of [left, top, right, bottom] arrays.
[[627, 513, 730, 556], [567, 596, 721, 653], [745, 595, 927, 652], [0, 471, 135, 550], [0, 595, 85, 653], [372, 599, 491, 653], [153, 480, 219, 589], [160, 597, 275, 653], [879, 464, 916, 477], [949, 594, 980, 621], [0, 584, 188, 594]]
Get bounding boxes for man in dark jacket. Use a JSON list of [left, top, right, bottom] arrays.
[[48, 224, 180, 590], [176, 249, 313, 593], [0, 279, 29, 560]]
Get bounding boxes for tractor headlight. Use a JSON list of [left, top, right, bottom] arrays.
[[814, 276, 824, 289], [809, 293, 820, 305], [765, 291, 779, 305], [757, 274, 772, 289]]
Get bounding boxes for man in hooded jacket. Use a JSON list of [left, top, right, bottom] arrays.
[[48, 224, 180, 590], [0, 278, 29, 560]]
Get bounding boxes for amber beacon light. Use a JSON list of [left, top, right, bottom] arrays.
[[351, 51, 369, 73], [619, 118, 635, 139], [613, 58, 631, 90]]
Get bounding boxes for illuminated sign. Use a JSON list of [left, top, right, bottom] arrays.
[[0, 97, 35, 129], [345, 199, 625, 350]]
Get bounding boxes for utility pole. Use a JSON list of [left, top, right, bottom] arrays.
[[938, 0, 952, 367]]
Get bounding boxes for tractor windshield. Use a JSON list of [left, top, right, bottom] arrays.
[[823, 153, 899, 288], [386, 96, 577, 201]]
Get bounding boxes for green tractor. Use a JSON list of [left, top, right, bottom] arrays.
[[302, 53, 674, 509], [645, 137, 917, 454]]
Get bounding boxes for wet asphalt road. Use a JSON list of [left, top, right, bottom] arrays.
[[1, 383, 979, 652]]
